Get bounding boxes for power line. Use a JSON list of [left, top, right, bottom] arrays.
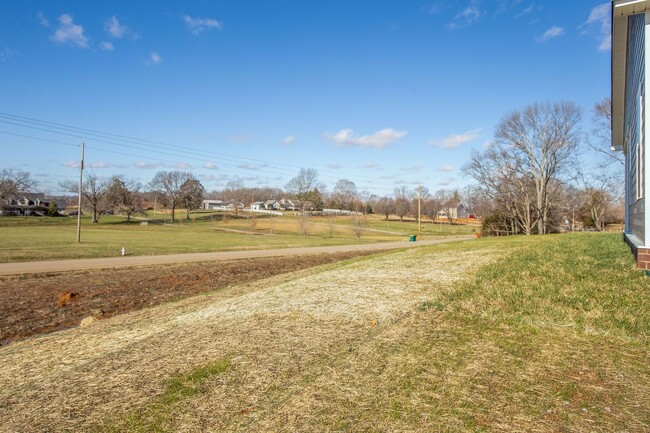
[[0, 112, 403, 189]]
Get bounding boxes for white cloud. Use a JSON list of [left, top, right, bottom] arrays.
[[89, 162, 107, 169], [438, 164, 454, 172], [50, 14, 89, 48], [204, 162, 218, 169], [64, 161, 80, 168], [37, 11, 49, 28], [363, 163, 381, 169], [105, 16, 139, 39], [327, 163, 343, 169], [584, 3, 611, 52], [148, 52, 162, 65], [201, 174, 216, 181], [135, 162, 161, 169], [430, 128, 481, 148], [176, 162, 192, 169], [515, 4, 535, 18], [447, 5, 482, 30], [239, 163, 265, 170], [400, 165, 423, 171], [325, 128, 407, 148], [282, 135, 296, 145], [537, 25, 564, 42], [100, 41, 114, 51], [184, 15, 222, 35]]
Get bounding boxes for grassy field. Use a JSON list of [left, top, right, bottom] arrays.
[[0, 233, 647, 432], [0, 212, 475, 262]]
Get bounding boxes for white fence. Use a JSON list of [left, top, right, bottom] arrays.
[[322, 208, 362, 215], [249, 208, 283, 216]]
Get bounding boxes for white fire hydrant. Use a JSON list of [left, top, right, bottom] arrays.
[[121, 247, 126, 256]]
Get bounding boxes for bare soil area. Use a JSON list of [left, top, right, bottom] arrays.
[[0, 250, 382, 345]]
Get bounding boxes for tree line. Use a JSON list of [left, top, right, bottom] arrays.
[[2, 97, 623, 233]]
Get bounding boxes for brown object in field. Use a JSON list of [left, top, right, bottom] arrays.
[[56, 291, 79, 307]]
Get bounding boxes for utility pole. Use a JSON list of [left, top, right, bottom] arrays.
[[417, 183, 421, 237], [76, 141, 84, 243]]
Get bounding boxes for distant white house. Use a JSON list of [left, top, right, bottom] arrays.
[[201, 199, 224, 210]]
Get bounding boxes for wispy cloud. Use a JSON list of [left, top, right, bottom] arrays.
[[147, 52, 162, 65], [327, 163, 343, 169], [362, 163, 381, 170], [514, 3, 537, 19], [537, 25, 564, 42], [200, 174, 216, 181], [430, 128, 481, 148], [583, 3, 611, 52], [37, 11, 49, 28], [105, 16, 139, 39], [228, 134, 252, 143], [100, 41, 114, 51], [282, 135, 296, 145], [325, 128, 407, 148], [175, 162, 192, 169], [438, 164, 454, 172], [400, 165, 423, 171], [204, 162, 218, 169], [438, 177, 455, 186], [238, 163, 265, 171], [447, 5, 482, 30], [0, 47, 16, 61], [134, 162, 162, 169], [184, 15, 222, 35], [64, 161, 107, 169], [50, 14, 89, 48]]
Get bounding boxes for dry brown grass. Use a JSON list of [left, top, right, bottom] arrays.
[[0, 244, 499, 432]]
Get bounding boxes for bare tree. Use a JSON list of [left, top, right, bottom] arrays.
[[106, 176, 145, 222], [285, 168, 324, 211], [331, 179, 358, 210], [149, 170, 194, 223], [394, 186, 412, 222], [591, 96, 624, 168], [61, 171, 110, 223], [374, 196, 395, 221], [299, 212, 311, 237], [351, 213, 368, 241], [222, 179, 245, 217], [464, 101, 582, 235], [0, 169, 35, 200]]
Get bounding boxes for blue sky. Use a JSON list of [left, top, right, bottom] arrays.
[[0, 1, 611, 197]]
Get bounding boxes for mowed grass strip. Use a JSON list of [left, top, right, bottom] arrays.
[[249, 234, 650, 432], [0, 213, 474, 262]]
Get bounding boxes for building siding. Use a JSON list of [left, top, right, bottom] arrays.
[[626, 13, 646, 242]]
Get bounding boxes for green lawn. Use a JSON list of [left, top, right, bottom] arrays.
[[0, 213, 475, 262]]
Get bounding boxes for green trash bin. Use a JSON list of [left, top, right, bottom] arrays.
[[409, 235, 417, 242]]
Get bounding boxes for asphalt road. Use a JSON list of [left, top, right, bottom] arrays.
[[0, 236, 474, 276]]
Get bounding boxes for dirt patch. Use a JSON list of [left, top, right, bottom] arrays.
[[0, 250, 383, 345]]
